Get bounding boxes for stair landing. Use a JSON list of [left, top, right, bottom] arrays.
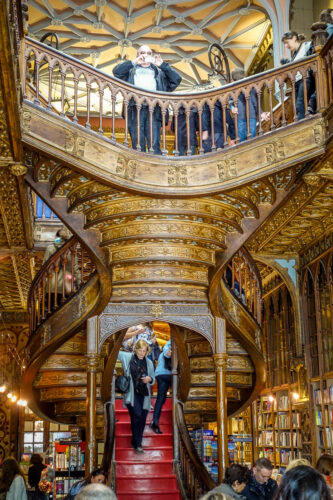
[[115, 397, 181, 500]]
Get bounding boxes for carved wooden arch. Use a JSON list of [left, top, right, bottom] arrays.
[[97, 305, 214, 354]]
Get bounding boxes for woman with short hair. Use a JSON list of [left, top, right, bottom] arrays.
[[202, 463, 250, 500], [117, 339, 155, 453]]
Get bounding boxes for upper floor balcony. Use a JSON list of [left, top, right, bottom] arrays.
[[20, 25, 333, 198]]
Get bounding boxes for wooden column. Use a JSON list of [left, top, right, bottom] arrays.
[[86, 316, 100, 473], [213, 316, 228, 483]]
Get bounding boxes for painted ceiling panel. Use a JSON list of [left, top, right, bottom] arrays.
[[27, 0, 270, 90]]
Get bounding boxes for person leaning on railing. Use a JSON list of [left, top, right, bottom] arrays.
[[113, 45, 182, 155], [229, 69, 270, 142], [281, 32, 315, 119]]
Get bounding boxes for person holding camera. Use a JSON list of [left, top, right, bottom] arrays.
[[117, 339, 155, 453], [113, 45, 182, 154], [150, 339, 172, 434]]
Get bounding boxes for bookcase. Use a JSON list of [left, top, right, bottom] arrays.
[[52, 440, 85, 498], [253, 388, 304, 470], [228, 408, 253, 467], [312, 376, 333, 458]]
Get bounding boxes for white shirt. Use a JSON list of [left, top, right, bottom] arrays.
[[292, 41, 312, 82], [133, 66, 157, 91]]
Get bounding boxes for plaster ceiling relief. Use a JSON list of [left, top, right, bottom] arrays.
[[27, 0, 271, 91]]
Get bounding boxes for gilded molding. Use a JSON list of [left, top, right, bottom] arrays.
[[22, 101, 326, 196]]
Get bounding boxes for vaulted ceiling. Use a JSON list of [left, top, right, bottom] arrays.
[[27, 0, 271, 90]]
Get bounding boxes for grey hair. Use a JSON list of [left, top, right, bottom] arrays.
[[76, 484, 117, 500]]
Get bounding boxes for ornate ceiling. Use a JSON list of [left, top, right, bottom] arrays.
[[27, 0, 271, 90]]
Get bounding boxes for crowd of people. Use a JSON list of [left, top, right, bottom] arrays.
[[200, 455, 333, 500], [112, 11, 333, 156]]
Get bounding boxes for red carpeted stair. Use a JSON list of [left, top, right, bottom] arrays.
[[115, 397, 182, 500]]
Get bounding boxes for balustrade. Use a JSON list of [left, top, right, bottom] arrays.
[[223, 248, 262, 325], [21, 36, 333, 158], [28, 236, 95, 334]]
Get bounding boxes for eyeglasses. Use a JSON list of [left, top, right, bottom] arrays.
[[139, 50, 152, 55]]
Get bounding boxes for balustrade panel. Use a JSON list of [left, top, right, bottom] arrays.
[[22, 37, 332, 158], [28, 237, 96, 334]]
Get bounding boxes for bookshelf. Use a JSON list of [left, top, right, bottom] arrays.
[[52, 440, 85, 498], [312, 376, 333, 459], [228, 408, 253, 467], [254, 388, 304, 470]]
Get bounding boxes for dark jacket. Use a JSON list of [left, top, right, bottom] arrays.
[[202, 101, 236, 139], [243, 473, 277, 500], [113, 60, 182, 122], [64, 479, 87, 500], [28, 463, 46, 489]]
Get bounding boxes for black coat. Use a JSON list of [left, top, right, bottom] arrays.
[[242, 474, 277, 500], [28, 463, 46, 488], [113, 60, 182, 122]]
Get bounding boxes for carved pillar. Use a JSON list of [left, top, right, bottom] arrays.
[[213, 317, 228, 483], [86, 316, 100, 473]]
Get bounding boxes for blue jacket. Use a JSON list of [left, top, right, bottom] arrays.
[[64, 479, 87, 500], [155, 340, 172, 377], [229, 88, 258, 121], [243, 472, 277, 500]]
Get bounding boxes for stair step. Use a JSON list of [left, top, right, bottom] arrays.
[[116, 433, 173, 448], [115, 397, 173, 410], [116, 422, 171, 435], [117, 475, 178, 492], [115, 409, 172, 424], [116, 460, 173, 475], [115, 446, 173, 461], [117, 492, 181, 500]]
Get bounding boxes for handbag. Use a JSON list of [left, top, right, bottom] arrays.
[[115, 374, 130, 393]]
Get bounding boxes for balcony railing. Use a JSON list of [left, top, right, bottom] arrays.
[[21, 33, 333, 158], [223, 247, 262, 325], [28, 236, 95, 334]]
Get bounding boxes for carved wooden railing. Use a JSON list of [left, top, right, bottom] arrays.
[[175, 402, 215, 500], [223, 247, 262, 325], [172, 328, 215, 499], [28, 236, 95, 333], [21, 35, 333, 157]]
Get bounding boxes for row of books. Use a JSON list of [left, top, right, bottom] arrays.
[[277, 395, 289, 411], [279, 431, 301, 448], [277, 413, 301, 429], [314, 387, 333, 405]]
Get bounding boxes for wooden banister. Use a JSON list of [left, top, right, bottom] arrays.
[[21, 36, 332, 157], [175, 402, 216, 499], [223, 246, 262, 326], [28, 236, 95, 334]]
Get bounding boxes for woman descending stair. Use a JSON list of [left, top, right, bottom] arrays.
[[117, 340, 155, 454], [115, 397, 181, 500]]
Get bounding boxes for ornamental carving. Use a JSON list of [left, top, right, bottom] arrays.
[[116, 156, 137, 180], [168, 165, 188, 186], [217, 159, 237, 181]]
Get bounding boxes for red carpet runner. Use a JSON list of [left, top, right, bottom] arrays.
[[115, 397, 181, 499]]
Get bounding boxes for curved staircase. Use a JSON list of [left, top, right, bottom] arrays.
[[18, 32, 313, 500]]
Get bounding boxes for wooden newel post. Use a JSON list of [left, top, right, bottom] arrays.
[[86, 316, 100, 473], [213, 317, 228, 483]]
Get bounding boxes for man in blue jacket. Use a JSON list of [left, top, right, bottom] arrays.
[[113, 45, 182, 154], [150, 339, 172, 433], [243, 458, 277, 500]]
